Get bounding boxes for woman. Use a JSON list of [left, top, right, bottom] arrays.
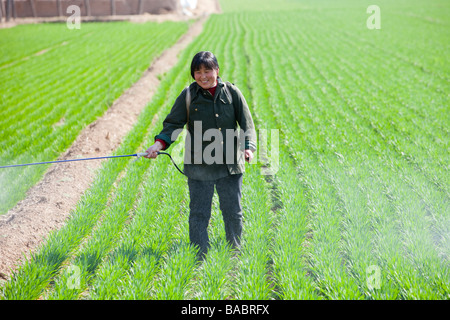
[[145, 51, 256, 257]]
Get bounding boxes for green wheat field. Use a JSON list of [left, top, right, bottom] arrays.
[[0, 0, 448, 300]]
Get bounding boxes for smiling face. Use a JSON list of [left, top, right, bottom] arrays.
[[194, 65, 219, 90]]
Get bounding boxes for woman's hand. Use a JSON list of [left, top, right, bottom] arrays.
[[144, 141, 164, 159], [245, 149, 254, 163]]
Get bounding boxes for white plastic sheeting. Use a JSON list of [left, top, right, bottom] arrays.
[[180, 0, 197, 15]]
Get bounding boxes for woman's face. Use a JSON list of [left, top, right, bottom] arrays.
[[194, 65, 219, 90]]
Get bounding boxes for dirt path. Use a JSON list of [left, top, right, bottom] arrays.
[[0, 0, 220, 280]]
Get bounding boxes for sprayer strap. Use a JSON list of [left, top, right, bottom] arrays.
[[185, 86, 191, 130]]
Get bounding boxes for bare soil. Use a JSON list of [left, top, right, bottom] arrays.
[[0, 0, 220, 280]]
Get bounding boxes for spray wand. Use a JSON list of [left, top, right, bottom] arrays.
[[0, 152, 185, 175]]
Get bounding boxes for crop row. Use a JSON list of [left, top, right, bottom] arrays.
[[1, 9, 283, 299], [306, 11, 449, 195], [237, 8, 448, 298], [0, 23, 83, 67], [294, 10, 449, 267], [0, 44, 183, 298], [1, 0, 448, 300], [0, 21, 189, 215]]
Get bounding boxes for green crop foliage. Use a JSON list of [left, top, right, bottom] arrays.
[[1, 0, 448, 300], [0, 21, 189, 215]]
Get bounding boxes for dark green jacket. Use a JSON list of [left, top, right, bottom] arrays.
[[155, 77, 257, 180]]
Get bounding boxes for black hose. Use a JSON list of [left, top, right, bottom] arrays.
[[157, 152, 185, 176]]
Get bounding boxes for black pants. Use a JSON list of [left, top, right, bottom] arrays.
[[188, 174, 243, 255]]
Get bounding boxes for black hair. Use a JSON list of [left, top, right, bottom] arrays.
[[190, 51, 219, 79]]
